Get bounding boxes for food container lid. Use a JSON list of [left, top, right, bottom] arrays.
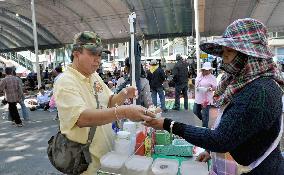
[[100, 152, 128, 169], [125, 155, 153, 171], [152, 158, 179, 175]]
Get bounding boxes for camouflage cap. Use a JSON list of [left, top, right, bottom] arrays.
[[73, 31, 110, 54]]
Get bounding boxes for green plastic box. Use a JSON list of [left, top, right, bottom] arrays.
[[155, 130, 171, 145], [154, 139, 193, 157]]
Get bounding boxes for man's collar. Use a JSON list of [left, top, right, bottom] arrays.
[[67, 65, 97, 82], [67, 65, 89, 81]]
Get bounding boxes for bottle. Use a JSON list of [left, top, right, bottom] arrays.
[[144, 135, 152, 157], [114, 131, 131, 155], [151, 129, 156, 154], [135, 130, 146, 156]]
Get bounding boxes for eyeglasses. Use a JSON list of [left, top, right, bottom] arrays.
[[73, 43, 103, 55]]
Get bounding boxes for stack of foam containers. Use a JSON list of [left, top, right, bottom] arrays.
[[151, 158, 179, 175], [123, 121, 137, 154], [124, 155, 153, 175], [114, 131, 131, 155], [180, 161, 192, 175], [100, 152, 128, 174]]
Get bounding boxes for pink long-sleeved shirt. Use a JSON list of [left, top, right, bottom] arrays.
[[194, 73, 217, 105]]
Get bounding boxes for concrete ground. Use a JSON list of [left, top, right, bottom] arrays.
[[0, 111, 60, 175], [0, 99, 283, 175]]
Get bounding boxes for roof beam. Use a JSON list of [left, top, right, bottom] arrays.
[[149, 0, 161, 38], [0, 34, 18, 48], [265, 0, 281, 26], [80, 0, 115, 38], [104, 0, 128, 33], [3, 9, 59, 44], [0, 19, 34, 45], [0, 27, 30, 46], [0, 11, 56, 46], [0, 43, 64, 53], [0, 40, 9, 49], [0, 32, 25, 47]]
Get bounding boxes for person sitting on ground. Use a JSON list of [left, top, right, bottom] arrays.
[[34, 86, 50, 111]]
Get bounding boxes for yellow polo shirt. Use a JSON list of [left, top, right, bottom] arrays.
[[54, 66, 115, 175]]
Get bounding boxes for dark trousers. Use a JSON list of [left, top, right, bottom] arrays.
[[8, 102, 22, 124], [193, 103, 210, 128], [174, 84, 188, 110], [151, 87, 167, 110], [37, 102, 50, 110]]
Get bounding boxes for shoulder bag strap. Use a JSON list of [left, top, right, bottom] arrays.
[[86, 81, 100, 144]]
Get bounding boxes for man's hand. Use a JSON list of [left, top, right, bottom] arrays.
[[110, 86, 138, 106], [123, 86, 138, 99], [120, 105, 155, 122]]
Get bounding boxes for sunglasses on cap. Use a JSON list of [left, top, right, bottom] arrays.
[[73, 43, 110, 56]]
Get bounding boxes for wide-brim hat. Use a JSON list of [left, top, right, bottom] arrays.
[[201, 62, 213, 70], [200, 18, 273, 59], [73, 31, 111, 54]]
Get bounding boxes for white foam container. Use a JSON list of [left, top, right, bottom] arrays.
[[100, 152, 128, 174], [180, 161, 192, 175], [114, 139, 131, 155], [124, 155, 153, 175], [151, 158, 179, 175]]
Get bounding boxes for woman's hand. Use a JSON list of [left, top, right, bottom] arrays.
[[207, 87, 213, 92], [144, 118, 165, 130], [196, 151, 211, 162], [119, 105, 155, 122]]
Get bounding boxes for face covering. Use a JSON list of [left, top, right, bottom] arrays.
[[220, 52, 248, 75]]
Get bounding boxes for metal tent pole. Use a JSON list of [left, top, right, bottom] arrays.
[[31, 0, 41, 89], [108, 44, 110, 62], [194, 0, 201, 73], [63, 47, 66, 67], [128, 12, 136, 104]]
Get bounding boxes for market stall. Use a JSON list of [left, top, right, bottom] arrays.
[[95, 116, 209, 175]]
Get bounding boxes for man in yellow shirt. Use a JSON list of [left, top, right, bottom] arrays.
[[54, 31, 154, 174]]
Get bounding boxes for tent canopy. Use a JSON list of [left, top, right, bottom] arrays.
[[202, 0, 284, 36], [0, 0, 283, 52]]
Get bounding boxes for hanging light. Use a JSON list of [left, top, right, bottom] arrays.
[[15, 13, 19, 17]]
